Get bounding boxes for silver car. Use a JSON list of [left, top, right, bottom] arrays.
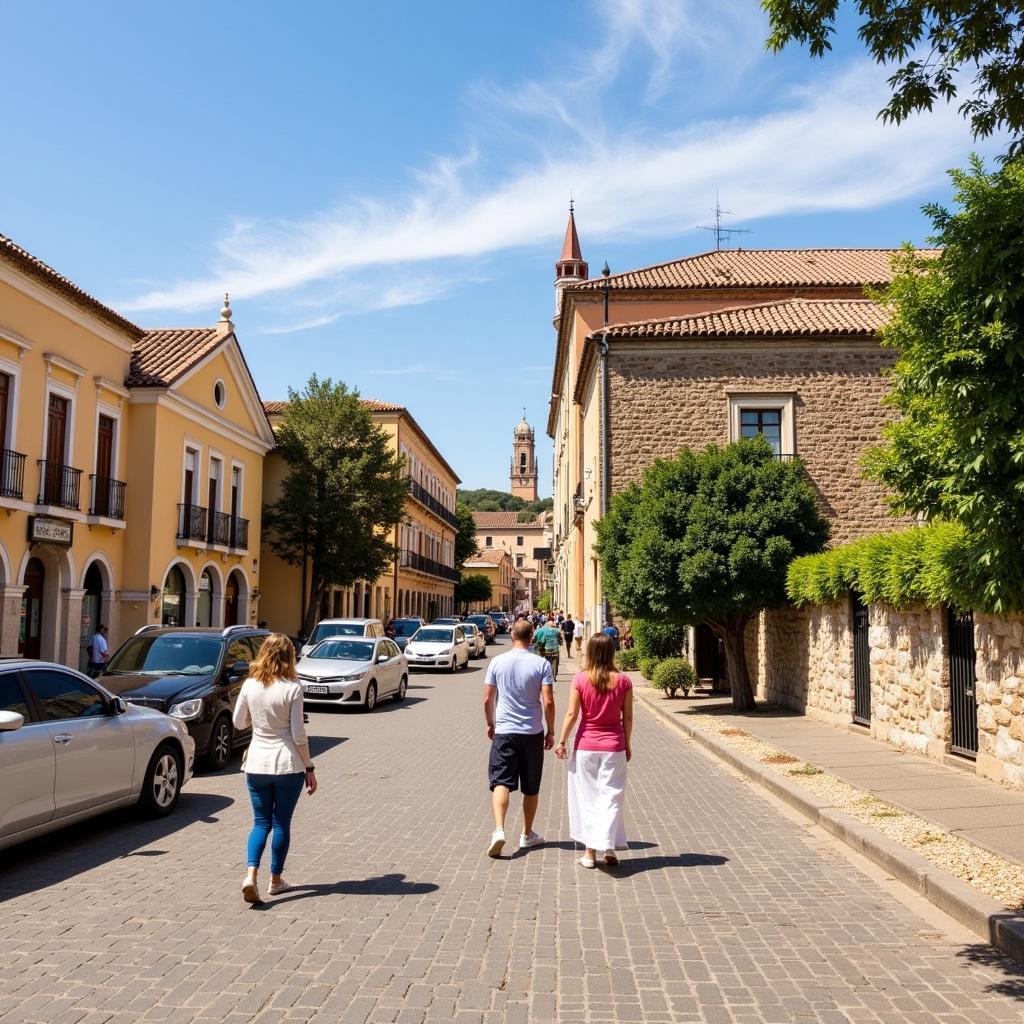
[[0, 660, 195, 851], [297, 637, 407, 712], [404, 625, 471, 672], [299, 618, 385, 658], [459, 622, 486, 659]]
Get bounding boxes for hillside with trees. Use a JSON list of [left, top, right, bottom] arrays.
[[457, 488, 553, 517]]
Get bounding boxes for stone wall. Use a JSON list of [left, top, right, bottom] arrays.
[[608, 339, 910, 543], [752, 601, 1024, 790]]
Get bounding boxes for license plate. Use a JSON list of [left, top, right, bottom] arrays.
[[304, 684, 329, 695]]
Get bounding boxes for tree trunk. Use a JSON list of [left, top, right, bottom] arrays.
[[717, 618, 756, 712], [301, 576, 324, 638]]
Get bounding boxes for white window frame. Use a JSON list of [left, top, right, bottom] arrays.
[[182, 439, 202, 505], [93, 400, 122, 482], [42, 380, 77, 466], [0, 355, 21, 452], [230, 460, 244, 519], [208, 451, 224, 513], [727, 393, 795, 457]]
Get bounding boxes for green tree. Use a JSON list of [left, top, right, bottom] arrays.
[[864, 155, 1024, 612], [536, 589, 552, 612], [454, 503, 478, 570], [457, 487, 553, 517], [763, 1, 1024, 152], [595, 438, 829, 711], [456, 573, 493, 611], [262, 376, 409, 636]]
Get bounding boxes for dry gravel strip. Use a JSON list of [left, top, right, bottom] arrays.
[[639, 685, 1024, 911]]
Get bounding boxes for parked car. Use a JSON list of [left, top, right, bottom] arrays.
[[98, 625, 270, 771], [460, 622, 486, 658], [300, 618, 384, 658], [432, 617, 461, 626], [297, 637, 407, 711], [466, 614, 497, 643], [0, 661, 195, 850], [405, 625, 470, 672], [387, 617, 425, 653]]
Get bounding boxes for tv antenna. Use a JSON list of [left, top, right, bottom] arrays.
[[698, 195, 753, 251]]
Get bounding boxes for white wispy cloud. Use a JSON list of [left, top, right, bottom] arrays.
[[118, 2, 980, 319]]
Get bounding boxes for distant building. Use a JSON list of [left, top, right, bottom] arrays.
[[472, 510, 550, 609], [510, 414, 538, 501], [461, 547, 513, 612]]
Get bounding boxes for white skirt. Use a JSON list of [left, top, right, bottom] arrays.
[[568, 749, 628, 851]]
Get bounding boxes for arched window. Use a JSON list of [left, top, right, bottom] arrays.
[[162, 566, 186, 626]]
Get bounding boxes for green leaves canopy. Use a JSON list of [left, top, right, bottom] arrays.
[[455, 573, 493, 607]]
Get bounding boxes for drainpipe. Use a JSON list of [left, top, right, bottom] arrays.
[[597, 261, 611, 626]]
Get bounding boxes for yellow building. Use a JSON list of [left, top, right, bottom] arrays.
[[0, 233, 273, 668], [260, 399, 460, 635], [461, 548, 513, 613]]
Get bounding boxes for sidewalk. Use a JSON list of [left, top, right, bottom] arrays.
[[634, 688, 1024, 867]]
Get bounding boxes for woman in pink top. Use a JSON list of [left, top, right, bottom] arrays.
[[555, 633, 633, 868]]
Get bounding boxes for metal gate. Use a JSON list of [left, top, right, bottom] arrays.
[[852, 594, 871, 725], [947, 608, 979, 758]]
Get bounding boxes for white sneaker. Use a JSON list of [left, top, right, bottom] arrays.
[[267, 878, 294, 896], [579, 856, 596, 869], [519, 831, 544, 849], [487, 829, 506, 858]]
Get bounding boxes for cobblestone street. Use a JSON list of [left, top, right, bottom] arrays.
[[4, 639, 1024, 1024]]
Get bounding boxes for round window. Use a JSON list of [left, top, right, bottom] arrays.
[[213, 380, 226, 408]]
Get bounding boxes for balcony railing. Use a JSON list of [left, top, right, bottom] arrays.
[[400, 549, 460, 582], [774, 452, 798, 461], [89, 475, 126, 519], [408, 479, 459, 528], [208, 510, 249, 549], [37, 460, 82, 510], [177, 503, 208, 542], [0, 449, 25, 500]]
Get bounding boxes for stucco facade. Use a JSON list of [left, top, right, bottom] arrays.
[[472, 509, 550, 610]]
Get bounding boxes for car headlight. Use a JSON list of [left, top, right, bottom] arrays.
[[168, 698, 204, 721], [437, 648, 451, 656], [338, 672, 365, 682]]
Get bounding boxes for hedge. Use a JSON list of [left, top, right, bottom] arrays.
[[651, 658, 698, 698], [639, 656, 661, 681], [614, 648, 640, 672], [632, 618, 685, 661], [786, 521, 988, 612]]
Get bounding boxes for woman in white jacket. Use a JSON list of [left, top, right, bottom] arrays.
[[232, 633, 317, 903]]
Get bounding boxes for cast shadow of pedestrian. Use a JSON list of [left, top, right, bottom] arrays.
[[957, 939, 1024, 1000], [255, 873, 439, 908], [513, 839, 659, 858], [612, 852, 729, 878]]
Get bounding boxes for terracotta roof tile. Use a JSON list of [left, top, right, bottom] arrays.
[[465, 548, 510, 567], [472, 511, 543, 529], [263, 398, 406, 415], [127, 327, 224, 387], [598, 298, 889, 340], [0, 232, 141, 336], [574, 248, 937, 292], [263, 400, 287, 414]]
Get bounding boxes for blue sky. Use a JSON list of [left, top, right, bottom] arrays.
[[0, 1, 999, 494]]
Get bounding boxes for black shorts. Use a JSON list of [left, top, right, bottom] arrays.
[[488, 732, 545, 795]]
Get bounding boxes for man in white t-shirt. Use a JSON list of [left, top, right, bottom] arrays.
[[482, 619, 555, 858], [87, 625, 110, 677]]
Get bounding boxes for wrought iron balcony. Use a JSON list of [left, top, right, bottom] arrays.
[[400, 548, 459, 582], [208, 510, 249, 549], [37, 460, 82, 510], [89, 475, 126, 519], [177, 503, 208, 542], [0, 449, 26, 500], [408, 479, 459, 528]]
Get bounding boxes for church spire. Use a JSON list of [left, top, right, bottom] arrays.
[[555, 202, 588, 281]]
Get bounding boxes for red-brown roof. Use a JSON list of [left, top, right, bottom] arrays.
[[465, 548, 511, 567], [573, 248, 936, 292], [560, 210, 584, 263], [472, 511, 544, 530], [264, 398, 405, 415], [597, 298, 889, 340], [128, 327, 224, 387], [0, 232, 141, 337]]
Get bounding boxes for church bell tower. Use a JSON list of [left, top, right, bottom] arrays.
[[510, 413, 538, 501]]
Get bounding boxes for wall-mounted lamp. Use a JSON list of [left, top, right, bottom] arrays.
[[584, 467, 593, 480], [149, 585, 160, 601], [251, 588, 260, 601]]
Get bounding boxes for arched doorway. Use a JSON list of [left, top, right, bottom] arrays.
[[21, 558, 44, 658], [80, 562, 104, 672], [225, 571, 240, 627], [196, 568, 214, 626], [162, 566, 186, 626]]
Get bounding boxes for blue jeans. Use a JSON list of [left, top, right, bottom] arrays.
[[245, 772, 305, 875]]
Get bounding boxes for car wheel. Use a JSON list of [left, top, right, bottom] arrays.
[[449, 655, 458, 673], [363, 681, 378, 712], [137, 742, 183, 817], [394, 676, 407, 703], [203, 715, 233, 772]]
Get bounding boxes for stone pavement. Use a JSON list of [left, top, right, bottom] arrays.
[[645, 693, 1024, 867], [3, 639, 1024, 1023]]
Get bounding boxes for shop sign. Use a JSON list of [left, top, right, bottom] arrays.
[[28, 516, 73, 546]]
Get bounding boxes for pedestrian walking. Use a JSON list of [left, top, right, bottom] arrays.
[[86, 624, 110, 677], [555, 633, 633, 869], [483, 618, 555, 857], [602, 619, 621, 652], [560, 614, 575, 652], [232, 633, 318, 904], [573, 615, 585, 658], [620, 622, 634, 650], [535, 614, 562, 678]]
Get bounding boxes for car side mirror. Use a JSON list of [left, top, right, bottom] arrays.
[[0, 709, 24, 731], [226, 661, 248, 681], [110, 696, 127, 716], [377, 653, 390, 664]]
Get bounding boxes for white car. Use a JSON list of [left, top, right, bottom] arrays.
[[300, 618, 384, 658], [458, 622, 486, 659], [0, 660, 195, 851], [405, 625, 471, 672], [297, 637, 407, 711]]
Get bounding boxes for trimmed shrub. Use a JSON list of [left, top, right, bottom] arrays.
[[639, 656, 661, 681], [632, 618, 686, 661], [614, 648, 640, 672], [651, 658, 698, 699]]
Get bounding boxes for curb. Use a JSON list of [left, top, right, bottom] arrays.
[[634, 683, 1024, 963]]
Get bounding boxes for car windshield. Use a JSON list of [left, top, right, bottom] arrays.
[[106, 635, 222, 676], [468, 616, 488, 625], [412, 628, 453, 644], [310, 623, 363, 644], [308, 639, 375, 661], [392, 620, 421, 637], [433, 618, 458, 625]]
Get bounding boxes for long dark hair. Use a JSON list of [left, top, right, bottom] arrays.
[[584, 633, 616, 694]]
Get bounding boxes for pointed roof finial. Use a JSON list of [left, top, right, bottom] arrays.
[[220, 292, 232, 321], [569, 195, 574, 215]]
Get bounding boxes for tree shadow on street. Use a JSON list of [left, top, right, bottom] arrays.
[[255, 872, 439, 908], [0, 792, 234, 902], [957, 939, 1024, 999]]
